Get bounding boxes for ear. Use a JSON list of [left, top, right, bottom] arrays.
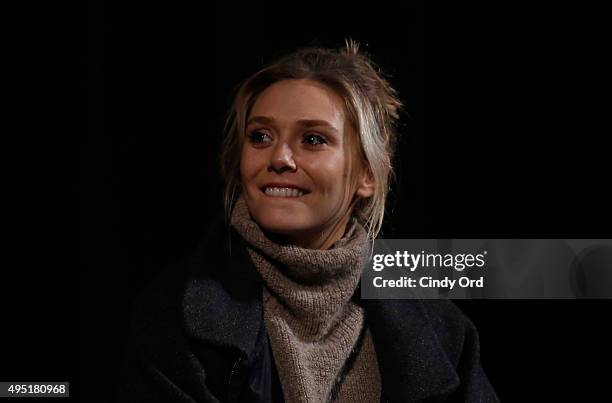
[[355, 168, 375, 198]]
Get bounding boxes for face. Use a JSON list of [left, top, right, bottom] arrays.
[[240, 79, 373, 249]]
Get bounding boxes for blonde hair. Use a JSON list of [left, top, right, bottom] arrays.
[[220, 39, 403, 239]]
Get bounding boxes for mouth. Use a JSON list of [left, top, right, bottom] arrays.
[[260, 185, 311, 198]]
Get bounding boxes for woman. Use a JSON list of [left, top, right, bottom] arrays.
[[118, 40, 499, 402]]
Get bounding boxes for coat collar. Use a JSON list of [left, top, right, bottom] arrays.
[[182, 216, 263, 359], [182, 216, 459, 401]]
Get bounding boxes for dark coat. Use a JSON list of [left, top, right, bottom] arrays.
[[117, 216, 499, 402]]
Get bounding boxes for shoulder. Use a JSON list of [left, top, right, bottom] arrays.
[[363, 298, 498, 401], [125, 214, 260, 353], [418, 300, 499, 401], [124, 215, 227, 351]]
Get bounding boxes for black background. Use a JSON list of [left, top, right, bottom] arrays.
[[3, 1, 611, 402]]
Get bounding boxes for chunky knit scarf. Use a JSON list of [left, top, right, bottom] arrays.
[[230, 196, 381, 403]]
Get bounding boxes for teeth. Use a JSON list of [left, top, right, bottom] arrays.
[[264, 187, 305, 197]]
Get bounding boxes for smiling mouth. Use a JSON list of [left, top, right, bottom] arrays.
[[261, 186, 310, 198]]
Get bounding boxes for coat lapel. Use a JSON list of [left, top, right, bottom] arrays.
[[362, 298, 460, 402]]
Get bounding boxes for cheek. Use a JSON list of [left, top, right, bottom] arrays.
[[240, 147, 260, 182], [305, 154, 349, 195]]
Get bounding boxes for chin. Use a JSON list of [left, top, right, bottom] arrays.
[[254, 209, 313, 235]]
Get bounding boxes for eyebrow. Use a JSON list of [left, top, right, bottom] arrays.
[[246, 116, 339, 132]]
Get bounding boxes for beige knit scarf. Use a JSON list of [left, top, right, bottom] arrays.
[[230, 196, 381, 403]]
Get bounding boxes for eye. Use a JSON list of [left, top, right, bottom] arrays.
[[303, 134, 327, 146], [247, 130, 272, 144]]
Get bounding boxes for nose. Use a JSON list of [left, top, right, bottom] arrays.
[[268, 142, 297, 173]]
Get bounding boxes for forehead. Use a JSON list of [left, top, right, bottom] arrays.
[[249, 79, 346, 129]]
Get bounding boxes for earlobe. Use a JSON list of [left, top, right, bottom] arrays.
[[356, 169, 375, 198]]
